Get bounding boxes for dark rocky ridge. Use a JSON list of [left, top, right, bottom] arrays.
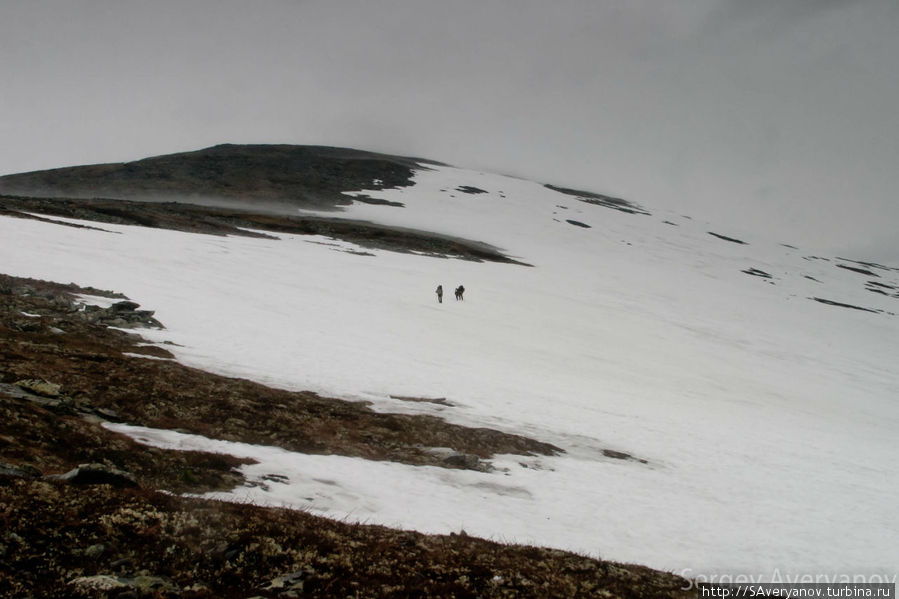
[[0, 144, 441, 211], [545, 184, 650, 215], [0, 143, 537, 265], [707, 232, 747, 245], [0, 194, 531, 266]]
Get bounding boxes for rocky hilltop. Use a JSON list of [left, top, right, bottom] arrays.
[[0, 144, 441, 210]]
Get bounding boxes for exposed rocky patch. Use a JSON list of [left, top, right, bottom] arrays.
[[0, 194, 530, 266], [545, 184, 651, 215], [0, 144, 438, 211], [455, 185, 488, 195], [566, 219, 591, 229], [1, 373, 251, 495], [865, 281, 899, 298], [390, 394, 456, 407], [835, 257, 899, 273], [707, 232, 747, 245], [602, 449, 649, 465], [741, 268, 772, 279], [342, 194, 405, 207], [46, 463, 139, 488], [810, 297, 883, 314], [836, 263, 879, 277]]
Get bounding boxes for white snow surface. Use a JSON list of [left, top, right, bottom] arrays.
[[3, 163, 898, 581]]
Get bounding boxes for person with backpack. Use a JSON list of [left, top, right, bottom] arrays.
[[455, 285, 465, 301], [436, 285, 443, 303]]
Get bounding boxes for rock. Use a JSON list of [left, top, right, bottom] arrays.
[[47, 463, 138, 488], [265, 569, 314, 594], [111, 300, 141, 312], [69, 575, 127, 591], [95, 407, 122, 422], [14, 378, 62, 398], [442, 453, 482, 470], [68, 574, 176, 594], [213, 541, 244, 562], [110, 557, 135, 570], [602, 448, 649, 464], [130, 575, 177, 592], [0, 460, 41, 479], [11, 319, 43, 332], [566, 219, 592, 228]]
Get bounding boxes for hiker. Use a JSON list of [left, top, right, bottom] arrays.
[[436, 284, 443, 303], [455, 285, 465, 301]]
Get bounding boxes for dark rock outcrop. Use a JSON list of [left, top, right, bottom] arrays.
[[0, 144, 435, 211], [47, 463, 138, 488], [545, 184, 650, 215]]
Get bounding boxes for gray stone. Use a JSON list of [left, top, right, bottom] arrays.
[[442, 453, 482, 470], [14, 379, 61, 398], [68, 575, 127, 591], [265, 569, 314, 593], [48, 463, 138, 488], [95, 407, 122, 422], [68, 574, 176, 594], [0, 460, 40, 479], [111, 300, 141, 312]]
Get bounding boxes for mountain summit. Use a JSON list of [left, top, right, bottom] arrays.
[[0, 144, 442, 209]]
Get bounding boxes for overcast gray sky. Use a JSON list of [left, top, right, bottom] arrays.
[[2, 1, 897, 260]]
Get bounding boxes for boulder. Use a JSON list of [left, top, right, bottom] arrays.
[[265, 569, 315, 594], [0, 460, 40, 479], [14, 378, 62, 398], [48, 463, 138, 488], [442, 452, 483, 471], [68, 574, 176, 594], [110, 300, 141, 312]]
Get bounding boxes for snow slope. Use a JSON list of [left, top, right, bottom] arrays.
[[3, 163, 897, 581]]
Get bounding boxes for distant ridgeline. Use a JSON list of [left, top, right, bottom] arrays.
[[0, 145, 537, 266], [544, 184, 650, 216], [0, 144, 445, 210]]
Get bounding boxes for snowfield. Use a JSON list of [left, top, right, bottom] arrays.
[[3, 163, 897, 581]]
